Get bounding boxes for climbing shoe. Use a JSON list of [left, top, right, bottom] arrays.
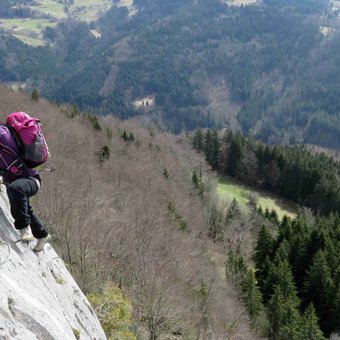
[[33, 234, 52, 252], [20, 226, 34, 243]]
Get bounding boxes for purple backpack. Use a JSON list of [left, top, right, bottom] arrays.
[[5, 112, 49, 168]]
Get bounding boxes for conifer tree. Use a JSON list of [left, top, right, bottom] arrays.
[[242, 269, 264, 324], [281, 299, 301, 340], [193, 128, 204, 152], [227, 132, 243, 177], [300, 304, 326, 340], [303, 250, 335, 335], [275, 260, 300, 305], [254, 226, 274, 284], [332, 287, 340, 333], [267, 286, 301, 340], [211, 129, 221, 170], [267, 287, 285, 339], [203, 129, 220, 170], [31, 88, 41, 102], [192, 170, 199, 189], [225, 198, 241, 222]]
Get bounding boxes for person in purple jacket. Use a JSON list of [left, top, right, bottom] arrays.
[[0, 123, 51, 252]]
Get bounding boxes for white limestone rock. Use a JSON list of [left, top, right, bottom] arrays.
[[0, 187, 106, 340]]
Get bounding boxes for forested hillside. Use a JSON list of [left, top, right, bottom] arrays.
[[1, 85, 339, 338], [189, 127, 340, 339], [1, 0, 340, 149], [0, 85, 258, 339], [193, 128, 340, 215]]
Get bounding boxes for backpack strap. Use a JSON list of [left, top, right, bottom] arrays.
[[5, 124, 25, 157], [0, 123, 27, 175]]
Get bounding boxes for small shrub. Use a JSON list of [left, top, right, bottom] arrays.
[[31, 88, 41, 102], [56, 277, 66, 285], [167, 201, 188, 231], [163, 168, 169, 178], [121, 130, 135, 142], [7, 297, 14, 314], [66, 105, 81, 118], [87, 114, 102, 131], [72, 328, 80, 339], [87, 284, 136, 340], [97, 146, 111, 162], [7, 297, 13, 307], [192, 170, 203, 197], [225, 250, 247, 287], [106, 128, 113, 139], [192, 279, 209, 299]]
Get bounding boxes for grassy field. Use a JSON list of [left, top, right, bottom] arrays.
[[30, 0, 112, 22], [0, 0, 113, 46], [0, 18, 58, 46], [217, 176, 297, 220], [29, 0, 67, 19]]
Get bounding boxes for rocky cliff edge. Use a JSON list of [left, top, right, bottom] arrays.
[[0, 185, 106, 340]]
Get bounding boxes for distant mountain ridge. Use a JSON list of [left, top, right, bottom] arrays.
[[1, 0, 340, 150]]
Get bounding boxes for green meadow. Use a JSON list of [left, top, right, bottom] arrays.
[[33, 0, 112, 21], [0, 18, 58, 46], [0, 0, 113, 45], [217, 176, 297, 220]]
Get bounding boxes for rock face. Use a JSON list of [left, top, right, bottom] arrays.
[[0, 187, 106, 340]]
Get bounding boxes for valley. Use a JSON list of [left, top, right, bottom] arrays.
[[0, 1, 340, 339]]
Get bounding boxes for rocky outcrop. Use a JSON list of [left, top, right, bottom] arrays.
[[0, 186, 106, 340]]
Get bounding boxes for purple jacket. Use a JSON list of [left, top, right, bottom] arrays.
[[0, 124, 39, 185]]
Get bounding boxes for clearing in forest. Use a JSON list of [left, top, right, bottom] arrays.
[[217, 176, 297, 220]]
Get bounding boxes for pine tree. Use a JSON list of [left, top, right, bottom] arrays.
[[227, 132, 243, 177], [267, 287, 285, 339], [281, 299, 301, 340], [242, 269, 264, 324], [31, 88, 41, 102], [275, 260, 300, 305], [332, 287, 340, 334], [267, 286, 301, 340], [303, 250, 335, 335], [254, 226, 274, 279], [210, 129, 220, 170], [192, 170, 199, 189], [193, 128, 204, 151], [299, 304, 326, 340], [226, 198, 241, 222]]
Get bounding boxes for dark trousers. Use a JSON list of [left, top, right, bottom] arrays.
[[6, 178, 48, 239]]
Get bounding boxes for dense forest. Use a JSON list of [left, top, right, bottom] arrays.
[[190, 126, 340, 338], [1, 0, 340, 149], [192, 128, 340, 215], [227, 213, 340, 339], [255, 214, 340, 338]]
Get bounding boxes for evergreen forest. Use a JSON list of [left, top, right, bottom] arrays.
[[193, 128, 340, 215], [192, 127, 340, 338], [1, 0, 340, 149]]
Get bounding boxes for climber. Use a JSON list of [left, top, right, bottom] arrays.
[[0, 113, 51, 252]]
